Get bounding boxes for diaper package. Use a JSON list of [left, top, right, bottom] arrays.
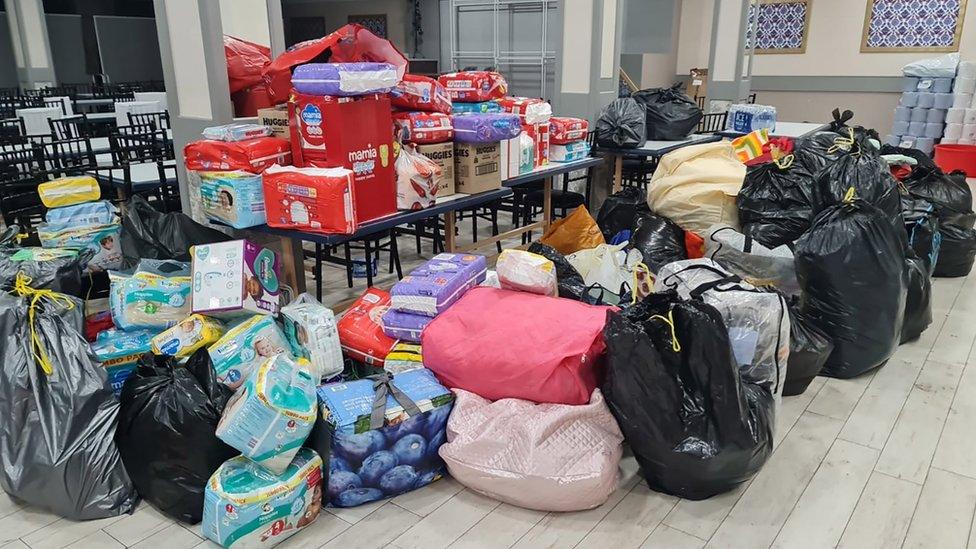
[[44, 200, 118, 230], [550, 141, 591, 163], [396, 145, 441, 211], [151, 314, 225, 358], [497, 97, 552, 124], [384, 343, 423, 374], [337, 288, 397, 366], [39, 201, 123, 273], [110, 271, 192, 329], [452, 113, 522, 143], [317, 368, 453, 507], [184, 137, 292, 173], [262, 165, 357, 235], [92, 328, 157, 395], [37, 176, 100, 208], [192, 240, 281, 317], [451, 100, 502, 114], [390, 253, 488, 316], [216, 354, 318, 475], [381, 308, 432, 343], [202, 448, 323, 549], [392, 111, 454, 144], [523, 121, 550, 167], [291, 62, 398, 96], [549, 117, 589, 144], [281, 293, 344, 382], [438, 71, 508, 102], [496, 249, 557, 296], [202, 123, 273, 142], [199, 171, 267, 229], [391, 74, 452, 114], [209, 314, 292, 389]]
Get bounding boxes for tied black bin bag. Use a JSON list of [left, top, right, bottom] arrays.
[[121, 195, 230, 268], [631, 84, 703, 141], [737, 155, 817, 248], [0, 282, 137, 519], [784, 306, 833, 397], [0, 245, 93, 298], [602, 291, 774, 500], [901, 196, 941, 275], [902, 253, 933, 343], [595, 98, 646, 149], [596, 186, 651, 241], [116, 350, 238, 523], [934, 224, 976, 278], [626, 213, 687, 273], [901, 157, 976, 230], [794, 196, 907, 378], [527, 242, 589, 301]]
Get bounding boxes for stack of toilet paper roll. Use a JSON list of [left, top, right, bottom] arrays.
[[942, 61, 976, 146], [886, 74, 955, 154]]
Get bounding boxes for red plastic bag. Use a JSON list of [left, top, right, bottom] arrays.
[[392, 112, 454, 144], [224, 35, 271, 94], [391, 74, 452, 114], [422, 287, 611, 405], [263, 24, 408, 103], [231, 84, 273, 117], [438, 71, 508, 102], [184, 137, 291, 173], [685, 231, 705, 259], [262, 164, 358, 234], [338, 288, 397, 366]]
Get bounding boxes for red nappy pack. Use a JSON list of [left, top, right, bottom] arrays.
[[523, 122, 550, 167], [549, 117, 589, 144], [183, 137, 291, 173], [438, 71, 508, 102], [392, 111, 454, 144], [337, 288, 397, 367], [497, 96, 552, 125], [262, 164, 357, 234], [390, 74, 452, 114]]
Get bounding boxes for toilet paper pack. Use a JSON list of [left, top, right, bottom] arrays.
[[192, 240, 281, 317], [202, 448, 323, 549], [209, 315, 293, 389]]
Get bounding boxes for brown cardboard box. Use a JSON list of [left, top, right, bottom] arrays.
[[454, 142, 501, 194], [687, 68, 708, 99], [257, 105, 289, 139], [417, 142, 456, 196]]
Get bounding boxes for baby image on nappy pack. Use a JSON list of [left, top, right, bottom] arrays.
[[209, 314, 292, 389], [109, 271, 192, 330], [192, 240, 281, 317], [199, 171, 268, 229], [151, 314, 225, 358]]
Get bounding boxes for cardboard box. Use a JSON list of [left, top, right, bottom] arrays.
[[416, 142, 455, 196], [454, 142, 501, 194], [191, 239, 281, 317], [288, 92, 396, 223], [687, 68, 708, 98], [257, 105, 289, 139], [499, 132, 535, 180]]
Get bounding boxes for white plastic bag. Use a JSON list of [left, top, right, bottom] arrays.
[[704, 225, 799, 297], [496, 250, 557, 296], [396, 145, 442, 210], [567, 243, 639, 298], [903, 53, 960, 78]]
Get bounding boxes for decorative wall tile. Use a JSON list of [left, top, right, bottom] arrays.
[[864, 0, 964, 50]]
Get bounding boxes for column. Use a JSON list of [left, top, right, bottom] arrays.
[[4, 0, 55, 89], [705, 0, 754, 107]]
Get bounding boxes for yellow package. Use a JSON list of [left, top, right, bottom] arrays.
[[37, 176, 101, 208], [151, 314, 225, 358]]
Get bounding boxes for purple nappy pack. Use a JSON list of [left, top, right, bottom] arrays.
[[451, 113, 522, 143], [381, 309, 432, 342], [291, 62, 398, 97], [390, 253, 488, 316]]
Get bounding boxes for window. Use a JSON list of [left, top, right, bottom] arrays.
[[746, 0, 812, 54], [861, 0, 967, 52], [348, 14, 388, 39]]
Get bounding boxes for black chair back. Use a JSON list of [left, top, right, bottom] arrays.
[[50, 114, 93, 140], [48, 136, 97, 173], [0, 117, 25, 141], [128, 111, 171, 131], [110, 128, 165, 166], [0, 145, 45, 228], [696, 112, 729, 134]]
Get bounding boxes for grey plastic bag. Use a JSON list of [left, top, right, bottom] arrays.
[[704, 225, 800, 298], [0, 291, 138, 520]]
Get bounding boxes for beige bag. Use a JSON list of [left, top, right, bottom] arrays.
[[646, 141, 746, 234]]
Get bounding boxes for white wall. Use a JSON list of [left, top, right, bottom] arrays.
[[676, 0, 713, 75], [220, 0, 271, 46]]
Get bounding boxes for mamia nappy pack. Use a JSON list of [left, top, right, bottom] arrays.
[[202, 448, 323, 549], [151, 314, 225, 358], [216, 353, 317, 475], [192, 240, 281, 317], [281, 293, 344, 382], [209, 314, 292, 389]]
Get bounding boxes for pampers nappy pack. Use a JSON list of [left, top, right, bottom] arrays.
[[317, 368, 453, 507], [192, 240, 281, 317], [202, 448, 323, 549], [109, 271, 192, 329], [199, 171, 267, 229], [92, 328, 157, 394], [216, 354, 317, 475], [209, 314, 292, 389], [151, 314, 225, 358], [281, 293, 344, 382], [39, 201, 122, 272]]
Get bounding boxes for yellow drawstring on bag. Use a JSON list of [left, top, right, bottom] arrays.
[[843, 186, 857, 204], [630, 261, 653, 305], [12, 272, 75, 375], [827, 127, 858, 155], [773, 154, 795, 170], [649, 309, 681, 353]]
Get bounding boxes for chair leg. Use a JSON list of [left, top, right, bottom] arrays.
[[364, 239, 374, 288], [315, 243, 323, 301], [343, 243, 353, 288], [491, 205, 501, 254], [388, 232, 396, 274], [415, 221, 422, 254], [391, 232, 402, 279], [471, 209, 478, 243]]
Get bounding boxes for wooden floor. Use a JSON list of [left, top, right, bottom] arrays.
[[6, 195, 976, 549]]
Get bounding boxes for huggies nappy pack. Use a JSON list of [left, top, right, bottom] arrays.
[[202, 448, 323, 549], [92, 328, 158, 395], [151, 314, 225, 358], [216, 354, 318, 475], [110, 271, 192, 329], [199, 171, 268, 229], [192, 240, 281, 317], [209, 314, 292, 389], [281, 293, 344, 382]]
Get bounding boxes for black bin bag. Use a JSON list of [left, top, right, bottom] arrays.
[[631, 84, 703, 141], [784, 306, 833, 397], [903, 160, 976, 230], [595, 98, 646, 149], [527, 242, 589, 301], [737, 156, 817, 248], [602, 291, 774, 500], [902, 196, 941, 275], [596, 186, 651, 241], [0, 245, 93, 297], [116, 350, 237, 523], [902, 253, 933, 343], [934, 224, 976, 278], [121, 195, 230, 268], [626, 213, 687, 272], [0, 289, 137, 519], [794, 198, 907, 378]]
